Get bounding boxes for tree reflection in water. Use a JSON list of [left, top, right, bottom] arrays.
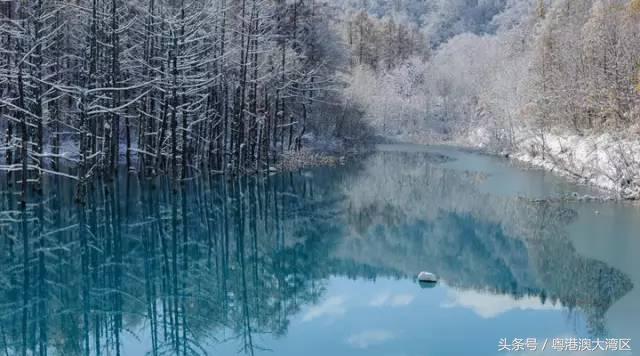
[[0, 149, 633, 355]]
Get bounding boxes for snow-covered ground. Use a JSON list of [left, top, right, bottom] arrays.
[[459, 128, 640, 200], [512, 131, 640, 200], [386, 127, 640, 200]]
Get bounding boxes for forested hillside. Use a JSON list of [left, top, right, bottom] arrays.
[[338, 0, 640, 198]]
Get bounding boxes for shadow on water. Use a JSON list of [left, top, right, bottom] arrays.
[[0, 148, 633, 355]]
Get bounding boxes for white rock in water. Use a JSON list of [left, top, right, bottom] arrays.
[[418, 272, 438, 283]]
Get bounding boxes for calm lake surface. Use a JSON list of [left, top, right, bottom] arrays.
[[0, 144, 638, 356]]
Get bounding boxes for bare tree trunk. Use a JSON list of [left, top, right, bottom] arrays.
[[171, 31, 179, 186], [110, 0, 121, 177], [33, 0, 44, 194], [18, 64, 28, 208]]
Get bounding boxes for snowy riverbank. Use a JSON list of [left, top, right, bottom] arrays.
[[384, 128, 640, 200], [511, 132, 640, 200], [466, 129, 640, 200]]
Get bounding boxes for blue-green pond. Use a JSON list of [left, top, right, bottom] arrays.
[[0, 144, 637, 355]]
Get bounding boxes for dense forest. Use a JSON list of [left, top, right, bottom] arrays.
[[342, 0, 640, 140], [0, 0, 358, 205], [2, 0, 640, 202]]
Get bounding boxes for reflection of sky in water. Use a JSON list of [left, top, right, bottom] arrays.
[[120, 277, 589, 356]]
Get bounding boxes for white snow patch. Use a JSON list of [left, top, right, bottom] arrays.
[[511, 130, 640, 199]]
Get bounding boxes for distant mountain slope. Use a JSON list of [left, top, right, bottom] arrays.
[[326, 0, 509, 47]]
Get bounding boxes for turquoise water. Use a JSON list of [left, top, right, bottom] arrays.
[[0, 144, 637, 355]]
